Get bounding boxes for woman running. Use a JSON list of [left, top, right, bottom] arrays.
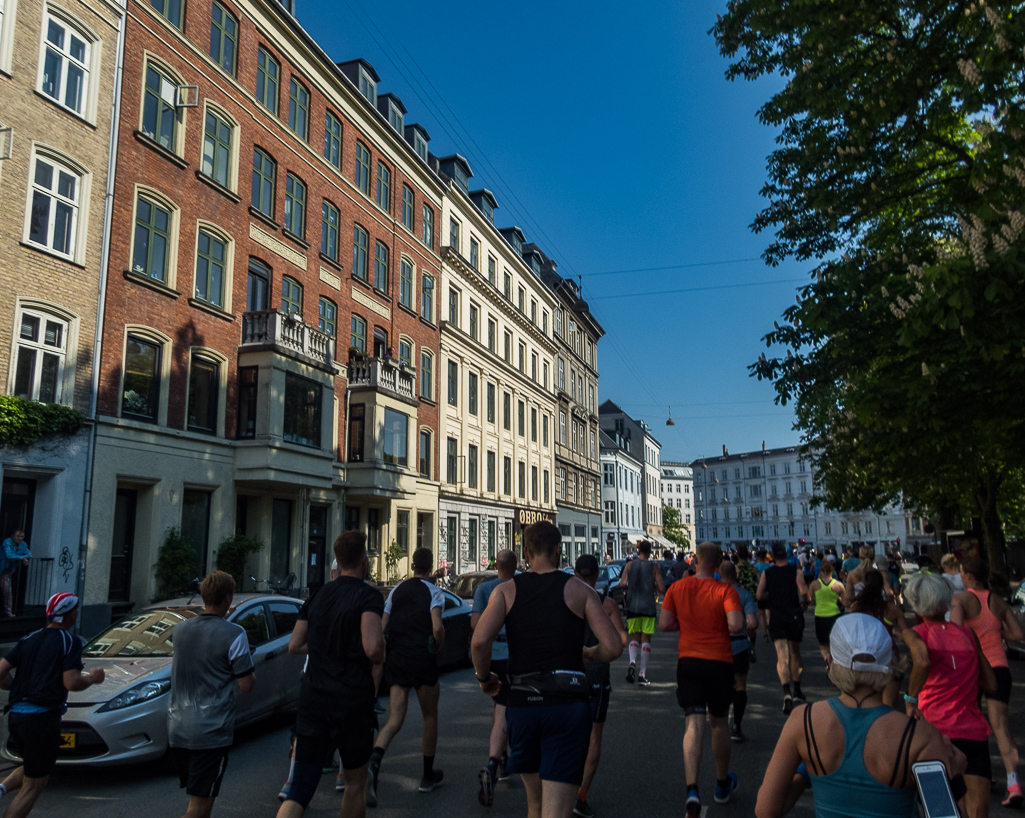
[[849, 571, 907, 707], [807, 561, 846, 665]]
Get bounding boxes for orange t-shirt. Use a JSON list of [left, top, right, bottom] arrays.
[[661, 576, 742, 663]]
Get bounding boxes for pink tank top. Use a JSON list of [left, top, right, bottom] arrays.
[[913, 620, 990, 741], [965, 589, 1007, 669]]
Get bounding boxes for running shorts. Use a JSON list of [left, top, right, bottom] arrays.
[[171, 746, 230, 798], [951, 737, 992, 780], [815, 615, 839, 646], [676, 657, 734, 718], [987, 666, 1013, 705], [731, 647, 751, 677], [294, 706, 377, 771], [505, 700, 591, 785], [385, 655, 439, 690], [7, 710, 62, 779], [769, 609, 805, 643], [589, 678, 612, 723], [626, 616, 656, 635]]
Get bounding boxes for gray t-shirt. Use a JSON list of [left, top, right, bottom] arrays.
[[167, 613, 254, 749], [473, 577, 510, 661]]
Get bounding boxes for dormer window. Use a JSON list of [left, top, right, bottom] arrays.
[[469, 190, 498, 224], [359, 68, 376, 105], [415, 134, 428, 162], [389, 106, 403, 133], [453, 163, 469, 192], [439, 155, 472, 193], [379, 94, 406, 136]]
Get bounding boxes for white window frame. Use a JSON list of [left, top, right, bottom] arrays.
[[37, 7, 98, 121], [23, 145, 89, 263], [0, 0, 18, 75], [8, 300, 77, 405]]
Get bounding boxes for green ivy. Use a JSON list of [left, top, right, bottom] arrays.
[[0, 396, 84, 447]]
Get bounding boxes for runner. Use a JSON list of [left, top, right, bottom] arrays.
[[368, 548, 446, 806], [754, 549, 773, 643], [0, 593, 103, 817], [471, 521, 622, 818], [951, 556, 1025, 808], [472, 549, 518, 807], [660, 541, 743, 816], [619, 540, 665, 686], [573, 553, 628, 818], [807, 560, 846, 665], [848, 570, 910, 708], [276, 530, 385, 818], [757, 542, 809, 713], [718, 561, 758, 743]]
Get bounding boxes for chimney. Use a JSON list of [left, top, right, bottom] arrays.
[[722, 445, 729, 456]]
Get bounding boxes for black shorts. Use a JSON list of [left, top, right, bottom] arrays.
[[295, 706, 378, 771], [757, 598, 770, 611], [492, 659, 510, 707], [815, 615, 839, 646], [171, 746, 231, 798], [385, 655, 439, 690], [589, 677, 611, 723], [988, 666, 1013, 705], [769, 610, 805, 643], [676, 657, 734, 718], [731, 648, 750, 677], [951, 737, 992, 780], [7, 710, 61, 779], [505, 701, 591, 784]]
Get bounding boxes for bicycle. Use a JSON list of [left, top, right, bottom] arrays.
[[250, 573, 297, 595]]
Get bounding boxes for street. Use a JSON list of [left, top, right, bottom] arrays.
[[13, 621, 1025, 817]]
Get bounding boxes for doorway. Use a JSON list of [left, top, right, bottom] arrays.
[[108, 488, 137, 602], [307, 505, 328, 589], [0, 478, 35, 544]]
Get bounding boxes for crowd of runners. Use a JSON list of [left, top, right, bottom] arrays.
[[0, 526, 1021, 818]]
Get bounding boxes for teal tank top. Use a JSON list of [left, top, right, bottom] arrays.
[[808, 700, 918, 818]]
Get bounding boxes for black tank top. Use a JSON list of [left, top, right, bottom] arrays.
[[765, 564, 801, 615], [506, 571, 585, 676]]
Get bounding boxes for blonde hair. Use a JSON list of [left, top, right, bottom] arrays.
[[828, 662, 891, 694], [940, 553, 960, 571]]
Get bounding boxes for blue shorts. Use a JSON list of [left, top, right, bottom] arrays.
[[505, 701, 591, 784]]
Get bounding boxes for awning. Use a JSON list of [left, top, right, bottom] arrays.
[[650, 535, 677, 552]]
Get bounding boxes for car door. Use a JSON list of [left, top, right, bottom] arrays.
[[229, 602, 275, 723], [266, 599, 304, 708], [439, 589, 469, 667]]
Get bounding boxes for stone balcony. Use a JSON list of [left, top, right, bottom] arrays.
[[240, 310, 336, 372], [347, 357, 417, 403]]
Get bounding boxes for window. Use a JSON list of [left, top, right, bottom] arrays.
[[317, 297, 336, 336], [487, 318, 496, 353], [352, 225, 368, 280], [398, 338, 412, 366], [531, 353, 537, 381], [447, 360, 458, 406], [531, 465, 538, 501], [530, 299, 537, 325], [487, 255, 496, 285], [484, 382, 495, 423], [374, 242, 388, 292], [448, 288, 459, 326], [359, 68, 376, 104], [419, 350, 433, 399], [256, 47, 279, 114], [150, 0, 183, 28], [284, 78, 310, 140], [141, 63, 179, 150], [122, 334, 161, 421], [468, 372, 478, 415], [354, 142, 370, 195], [518, 461, 526, 498], [396, 510, 410, 553], [187, 356, 219, 434], [237, 366, 257, 438], [350, 314, 366, 353], [422, 204, 434, 248], [376, 162, 391, 211], [201, 110, 233, 188], [446, 437, 459, 483], [503, 331, 511, 363], [280, 276, 302, 315], [209, 2, 237, 74], [503, 272, 511, 300], [283, 371, 321, 447], [467, 444, 478, 489], [283, 173, 306, 237], [517, 342, 525, 372], [559, 411, 566, 444], [194, 228, 226, 307], [517, 400, 525, 436], [316, 110, 343, 169], [383, 408, 407, 466], [486, 450, 496, 492], [517, 286, 525, 313], [321, 200, 339, 261], [543, 470, 550, 503], [399, 258, 413, 308], [469, 304, 479, 340], [531, 408, 537, 442], [419, 429, 431, 477], [12, 309, 68, 404], [420, 274, 434, 322], [251, 148, 275, 217], [246, 260, 268, 311], [503, 392, 511, 431], [542, 414, 548, 446], [132, 194, 171, 282], [401, 185, 414, 231], [41, 14, 90, 115], [542, 361, 549, 389], [503, 456, 512, 495]]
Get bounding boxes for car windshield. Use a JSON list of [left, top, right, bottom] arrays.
[[83, 609, 200, 657], [452, 575, 489, 598]]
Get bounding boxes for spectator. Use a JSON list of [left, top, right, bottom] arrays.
[[1, 530, 32, 618]]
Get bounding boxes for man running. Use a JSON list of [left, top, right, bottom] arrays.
[[472, 549, 518, 807], [0, 593, 103, 817], [368, 547, 446, 805], [168, 572, 255, 818], [757, 542, 809, 713], [573, 554, 628, 818], [718, 561, 758, 742], [619, 540, 665, 685], [660, 542, 743, 816], [472, 521, 622, 818]]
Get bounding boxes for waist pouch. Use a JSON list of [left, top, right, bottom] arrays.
[[508, 670, 589, 707]]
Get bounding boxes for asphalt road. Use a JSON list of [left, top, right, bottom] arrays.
[[9, 616, 1025, 817]]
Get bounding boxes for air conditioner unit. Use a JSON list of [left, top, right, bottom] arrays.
[[176, 85, 200, 108]]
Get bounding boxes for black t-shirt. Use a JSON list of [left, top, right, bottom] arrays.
[[764, 564, 802, 616], [6, 627, 84, 711], [298, 576, 384, 713], [384, 578, 444, 663]]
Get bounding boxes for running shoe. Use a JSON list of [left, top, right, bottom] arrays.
[[1003, 784, 1024, 808], [498, 752, 510, 781], [730, 725, 746, 743], [625, 663, 636, 683], [714, 773, 739, 804], [419, 769, 444, 792], [277, 783, 291, 803], [637, 675, 651, 686], [336, 771, 345, 792], [685, 786, 701, 817], [366, 764, 379, 808], [573, 798, 595, 818], [792, 694, 806, 706], [478, 765, 496, 807], [782, 693, 794, 714]]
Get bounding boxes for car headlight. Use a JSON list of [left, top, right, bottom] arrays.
[[97, 679, 171, 712]]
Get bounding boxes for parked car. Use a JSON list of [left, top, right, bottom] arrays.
[[375, 584, 473, 668], [449, 570, 498, 601], [4, 594, 306, 767]]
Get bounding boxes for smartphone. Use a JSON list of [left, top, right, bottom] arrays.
[[912, 761, 960, 818]]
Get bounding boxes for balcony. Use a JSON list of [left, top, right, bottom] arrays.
[[240, 310, 335, 371], [347, 357, 417, 403]]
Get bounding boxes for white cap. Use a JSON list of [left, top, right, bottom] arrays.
[[331, 559, 338, 571], [830, 613, 892, 674]]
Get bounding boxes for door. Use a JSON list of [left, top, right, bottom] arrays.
[[266, 599, 304, 707], [0, 478, 34, 546], [108, 489, 137, 602], [230, 602, 275, 722], [307, 506, 327, 590]]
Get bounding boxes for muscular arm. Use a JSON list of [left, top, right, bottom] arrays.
[[996, 597, 1025, 643], [361, 611, 385, 665], [288, 619, 309, 655], [575, 582, 623, 664], [726, 609, 744, 634], [236, 672, 255, 694], [654, 565, 666, 596], [806, 579, 819, 605], [795, 572, 809, 607], [973, 631, 998, 695], [949, 592, 973, 626], [603, 596, 628, 648], [471, 583, 510, 684], [63, 666, 105, 692], [431, 606, 445, 652], [756, 570, 767, 602], [904, 627, 930, 703], [619, 561, 631, 589]]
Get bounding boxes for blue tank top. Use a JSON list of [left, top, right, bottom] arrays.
[[809, 700, 918, 818]]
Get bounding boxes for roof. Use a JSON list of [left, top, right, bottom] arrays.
[[336, 58, 380, 82]]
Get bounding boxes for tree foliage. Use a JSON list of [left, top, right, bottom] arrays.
[[154, 527, 198, 601], [714, 0, 1025, 566], [215, 533, 264, 588], [663, 505, 691, 550], [0, 396, 84, 447]]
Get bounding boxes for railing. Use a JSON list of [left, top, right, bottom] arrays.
[[18, 557, 55, 609], [241, 310, 335, 367], [348, 358, 416, 400]]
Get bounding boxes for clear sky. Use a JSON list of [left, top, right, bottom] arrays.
[[299, 0, 808, 463]]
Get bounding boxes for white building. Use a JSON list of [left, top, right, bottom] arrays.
[[660, 461, 694, 542], [598, 400, 664, 539], [599, 430, 644, 559]]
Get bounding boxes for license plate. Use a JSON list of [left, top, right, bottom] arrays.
[[59, 732, 76, 750]]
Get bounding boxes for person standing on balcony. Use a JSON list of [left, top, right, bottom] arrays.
[[1, 530, 32, 618]]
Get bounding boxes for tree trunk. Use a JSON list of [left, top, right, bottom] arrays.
[[974, 471, 1007, 574]]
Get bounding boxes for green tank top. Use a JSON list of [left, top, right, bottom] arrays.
[[814, 579, 842, 617]]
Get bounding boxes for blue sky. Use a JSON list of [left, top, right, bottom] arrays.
[[300, 0, 807, 463]]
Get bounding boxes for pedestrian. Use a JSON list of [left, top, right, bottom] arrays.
[[906, 571, 997, 818], [660, 541, 743, 816], [0, 593, 103, 816], [472, 549, 518, 807], [276, 531, 385, 818], [951, 556, 1025, 808], [1, 530, 32, 618], [619, 540, 665, 685], [572, 553, 628, 818], [807, 560, 847, 665], [754, 613, 965, 818], [367, 547, 446, 806], [757, 542, 809, 713], [848, 570, 910, 707], [718, 561, 758, 743], [471, 521, 623, 818]]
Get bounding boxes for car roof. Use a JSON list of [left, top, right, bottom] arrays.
[[150, 593, 302, 613]]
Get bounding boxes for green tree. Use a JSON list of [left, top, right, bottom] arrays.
[[714, 0, 1025, 568], [154, 527, 197, 600], [215, 533, 264, 588], [663, 504, 691, 550]]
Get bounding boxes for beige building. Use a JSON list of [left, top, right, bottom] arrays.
[[0, 0, 124, 628]]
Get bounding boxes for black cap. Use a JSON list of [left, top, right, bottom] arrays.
[[771, 542, 787, 559], [575, 554, 599, 579]]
